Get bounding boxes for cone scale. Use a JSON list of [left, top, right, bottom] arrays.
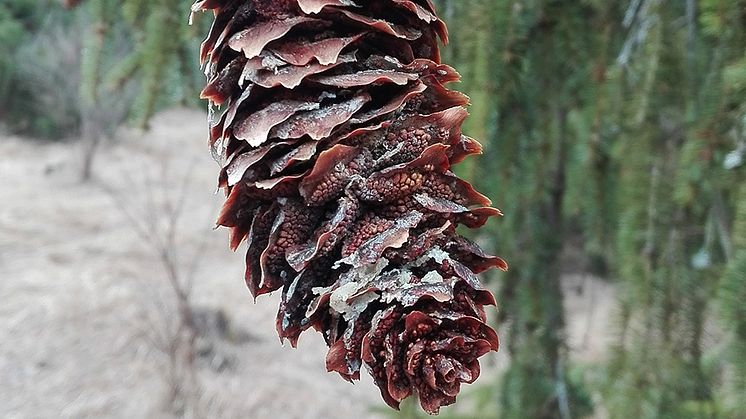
[[195, 0, 507, 413]]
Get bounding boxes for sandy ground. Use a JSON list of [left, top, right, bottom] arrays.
[[0, 109, 616, 419]]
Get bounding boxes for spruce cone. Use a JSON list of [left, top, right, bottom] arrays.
[[195, 0, 507, 413], [61, 0, 82, 8]]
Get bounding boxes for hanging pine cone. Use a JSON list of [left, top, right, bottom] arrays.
[[61, 0, 82, 8], [195, 0, 507, 414]]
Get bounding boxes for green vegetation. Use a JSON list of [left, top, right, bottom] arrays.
[[429, 0, 746, 418], [0, 0, 74, 137], [0, 0, 205, 138]]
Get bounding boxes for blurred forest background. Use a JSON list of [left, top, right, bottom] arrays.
[[1, 0, 745, 418]]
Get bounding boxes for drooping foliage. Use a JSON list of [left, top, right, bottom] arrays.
[[602, 1, 745, 417]]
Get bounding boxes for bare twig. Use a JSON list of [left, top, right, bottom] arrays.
[[99, 155, 208, 417]]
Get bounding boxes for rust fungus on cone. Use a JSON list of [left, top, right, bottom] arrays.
[[195, 0, 507, 414]]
